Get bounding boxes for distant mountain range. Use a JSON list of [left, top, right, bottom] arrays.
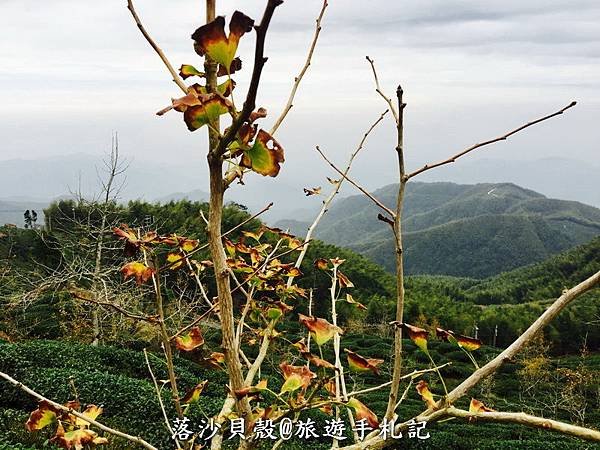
[[0, 154, 306, 224], [418, 157, 600, 208], [2, 154, 599, 278], [276, 181, 600, 278]]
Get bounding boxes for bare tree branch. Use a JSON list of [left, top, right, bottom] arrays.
[[346, 363, 452, 398], [143, 349, 180, 448], [126, 0, 188, 94], [339, 270, 600, 449], [406, 101, 577, 180], [169, 301, 219, 341], [0, 370, 158, 450], [316, 146, 395, 218], [443, 269, 600, 406], [365, 56, 399, 125], [287, 110, 388, 287], [270, 0, 328, 135], [446, 407, 600, 442], [71, 289, 158, 324]]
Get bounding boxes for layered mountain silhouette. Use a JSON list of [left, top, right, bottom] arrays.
[[276, 182, 600, 278]]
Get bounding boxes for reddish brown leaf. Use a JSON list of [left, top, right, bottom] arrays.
[[175, 327, 204, 352], [298, 314, 342, 347], [415, 380, 436, 409], [303, 353, 336, 370], [470, 398, 495, 413], [249, 107, 267, 122], [279, 362, 316, 394], [314, 258, 329, 270], [191, 12, 254, 73], [324, 379, 337, 397], [292, 338, 309, 353], [181, 381, 208, 404], [216, 57, 242, 76], [234, 379, 268, 400], [347, 398, 379, 428], [345, 294, 367, 310], [344, 349, 384, 375], [203, 352, 225, 370], [337, 271, 354, 288], [113, 225, 157, 256], [121, 262, 154, 285]]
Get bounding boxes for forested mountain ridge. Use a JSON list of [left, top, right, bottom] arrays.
[[277, 181, 600, 277], [1, 200, 598, 353]]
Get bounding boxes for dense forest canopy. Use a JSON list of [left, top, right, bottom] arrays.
[[1, 200, 598, 353]]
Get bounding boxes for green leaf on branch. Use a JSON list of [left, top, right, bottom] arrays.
[[345, 349, 384, 375], [191, 11, 254, 74], [183, 95, 232, 131], [179, 64, 205, 79], [298, 314, 342, 347], [25, 400, 59, 431], [240, 129, 284, 177], [175, 327, 205, 352]]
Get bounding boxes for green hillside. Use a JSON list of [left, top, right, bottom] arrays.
[[1, 339, 598, 450], [2, 202, 599, 353], [1, 200, 600, 448], [376, 237, 600, 351], [277, 182, 600, 277]]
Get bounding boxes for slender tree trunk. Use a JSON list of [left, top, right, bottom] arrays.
[[385, 86, 406, 420], [203, 3, 251, 448], [90, 213, 106, 346]]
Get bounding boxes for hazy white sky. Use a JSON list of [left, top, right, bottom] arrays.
[[0, 0, 599, 197]]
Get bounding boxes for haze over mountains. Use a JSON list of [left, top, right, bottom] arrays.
[[0, 154, 301, 225], [1, 154, 599, 279]]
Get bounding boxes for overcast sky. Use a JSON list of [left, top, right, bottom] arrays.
[[1, 0, 598, 202]]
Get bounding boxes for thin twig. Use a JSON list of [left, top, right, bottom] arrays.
[[143, 349, 180, 448], [71, 290, 158, 324], [270, 0, 328, 135], [406, 101, 577, 180], [365, 56, 399, 125], [316, 146, 395, 217], [169, 301, 219, 341], [338, 271, 600, 450], [126, 0, 187, 93], [346, 363, 451, 398], [0, 370, 158, 450], [287, 110, 388, 287]]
